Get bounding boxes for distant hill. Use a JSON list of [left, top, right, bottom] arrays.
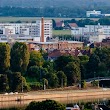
[[0, 0, 110, 8]]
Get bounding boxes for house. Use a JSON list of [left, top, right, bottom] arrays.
[[68, 23, 78, 28], [48, 49, 91, 60], [56, 21, 64, 28]]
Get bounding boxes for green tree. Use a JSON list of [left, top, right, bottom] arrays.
[[57, 71, 67, 87], [81, 80, 86, 89], [55, 55, 79, 71], [0, 43, 10, 73], [28, 50, 44, 68], [45, 73, 59, 88], [64, 62, 81, 85], [27, 66, 40, 78], [11, 72, 29, 92], [79, 55, 89, 64], [52, 19, 56, 29], [0, 74, 9, 92], [27, 66, 48, 82], [11, 42, 30, 74], [87, 54, 100, 78], [43, 60, 54, 73], [26, 100, 66, 110]]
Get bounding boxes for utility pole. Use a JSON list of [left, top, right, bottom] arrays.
[[61, 78, 63, 88], [21, 79, 23, 93]]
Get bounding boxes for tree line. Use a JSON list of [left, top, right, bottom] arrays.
[[1, 42, 110, 92], [53, 18, 110, 30], [1, 6, 110, 18]]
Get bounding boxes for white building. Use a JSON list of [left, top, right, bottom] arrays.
[[36, 18, 52, 42], [89, 28, 106, 42], [0, 18, 52, 42], [86, 10, 101, 17], [71, 27, 89, 35], [71, 24, 110, 37]]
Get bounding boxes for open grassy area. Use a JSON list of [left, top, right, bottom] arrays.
[[0, 17, 99, 23], [53, 30, 71, 36], [0, 17, 73, 23]]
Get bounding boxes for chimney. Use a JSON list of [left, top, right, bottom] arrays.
[[40, 17, 44, 42]]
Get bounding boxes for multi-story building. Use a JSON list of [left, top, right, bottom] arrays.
[[86, 10, 101, 17], [71, 24, 110, 37], [89, 29, 106, 43], [0, 18, 52, 42], [36, 18, 52, 42]]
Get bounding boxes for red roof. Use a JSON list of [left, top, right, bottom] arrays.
[[68, 23, 78, 27], [48, 49, 91, 58], [56, 21, 63, 27]]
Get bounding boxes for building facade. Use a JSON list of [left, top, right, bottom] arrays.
[[71, 24, 110, 39], [0, 18, 52, 42], [86, 10, 101, 17], [28, 41, 84, 51]]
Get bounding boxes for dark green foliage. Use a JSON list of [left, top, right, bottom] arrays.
[[11, 42, 30, 74], [0, 74, 9, 92], [0, 43, 10, 73], [52, 19, 56, 29], [43, 60, 54, 73], [57, 71, 67, 87], [45, 73, 59, 88], [11, 72, 29, 92], [29, 82, 42, 90], [64, 62, 81, 85], [0, 107, 25, 110], [91, 80, 99, 87], [55, 55, 79, 71], [87, 54, 100, 78], [27, 66, 40, 78], [27, 66, 48, 81], [25, 100, 66, 110]]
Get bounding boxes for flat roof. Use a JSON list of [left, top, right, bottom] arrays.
[[28, 41, 83, 44]]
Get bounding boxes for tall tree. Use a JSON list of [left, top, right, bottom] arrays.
[[87, 54, 100, 78], [52, 19, 56, 29], [11, 72, 29, 92], [28, 50, 43, 69], [45, 73, 59, 88], [10, 42, 30, 74], [0, 74, 9, 92], [64, 62, 81, 85], [55, 55, 79, 71], [57, 71, 67, 87], [0, 43, 10, 73]]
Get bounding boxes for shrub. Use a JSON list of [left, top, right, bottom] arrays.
[[91, 80, 99, 87], [26, 100, 66, 110], [81, 80, 86, 88]]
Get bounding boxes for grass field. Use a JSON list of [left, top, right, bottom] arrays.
[[0, 17, 99, 23], [53, 30, 71, 36], [0, 17, 73, 23]]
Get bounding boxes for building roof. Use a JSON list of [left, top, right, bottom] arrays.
[[56, 21, 63, 27], [68, 23, 78, 28], [28, 41, 83, 45], [67, 41, 83, 44]]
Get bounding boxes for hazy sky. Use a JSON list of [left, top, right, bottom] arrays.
[[0, 0, 109, 8]]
